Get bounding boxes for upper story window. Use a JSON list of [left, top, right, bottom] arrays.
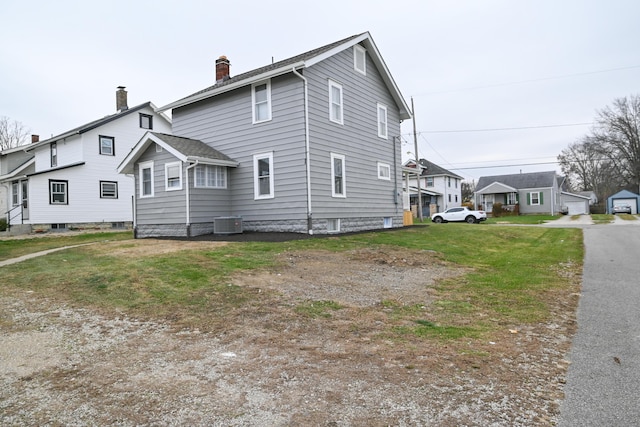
[[50, 142, 57, 167], [354, 45, 366, 75], [426, 177, 434, 187], [99, 136, 115, 156], [377, 103, 388, 139], [49, 180, 68, 204], [139, 113, 153, 130], [328, 80, 343, 124], [331, 153, 346, 198], [252, 81, 272, 123], [195, 165, 227, 188], [377, 162, 391, 180], [253, 152, 274, 199], [165, 161, 182, 191], [447, 176, 451, 187], [139, 161, 154, 197]]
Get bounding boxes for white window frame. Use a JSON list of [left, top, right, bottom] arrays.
[[530, 191, 541, 205], [252, 80, 272, 124], [506, 192, 517, 205], [100, 181, 118, 199], [139, 161, 154, 198], [328, 80, 343, 124], [383, 217, 393, 228], [195, 164, 227, 189], [426, 177, 434, 187], [377, 103, 388, 139], [11, 181, 19, 206], [377, 162, 391, 180], [331, 153, 346, 198], [50, 142, 57, 167], [49, 180, 68, 205], [165, 161, 183, 191], [327, 218, 341, 233], [253, 152, 274, 200], [354, 45, 366, 75]]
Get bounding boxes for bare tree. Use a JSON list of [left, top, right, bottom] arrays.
[[0, 116, 30, 150], [558, 140, 622, 202], [461, 180, 475, 203], [588, 95, 640, 193]]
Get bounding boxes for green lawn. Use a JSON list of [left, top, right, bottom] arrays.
[[484, 214, 559, 224], [0, 225, 583, 341]]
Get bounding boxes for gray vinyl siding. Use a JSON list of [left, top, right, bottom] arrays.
[[172, 73, 308, 222], [304, 45, 403, 220], [134, 145, 187, 224], [519, 188, 553, 214]]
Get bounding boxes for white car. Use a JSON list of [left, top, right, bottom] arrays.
[[431, 207, 487, 224]]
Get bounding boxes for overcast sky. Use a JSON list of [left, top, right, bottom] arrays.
[[2, 0, 639, 182]]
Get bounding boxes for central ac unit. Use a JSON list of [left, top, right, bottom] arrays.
[[214, 216, 243, 234]]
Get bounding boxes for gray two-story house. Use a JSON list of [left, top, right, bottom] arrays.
[[119, 32, 411, 237]]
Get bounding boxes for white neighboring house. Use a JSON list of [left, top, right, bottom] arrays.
[[0, 87, 171, 234], [404, 159, 463, 217]]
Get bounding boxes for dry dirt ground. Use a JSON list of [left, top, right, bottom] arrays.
[[0, 238, 579, 426]]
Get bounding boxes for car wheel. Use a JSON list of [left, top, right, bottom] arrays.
[[465, 216, 477, 224], [433, 216, 443, 224]]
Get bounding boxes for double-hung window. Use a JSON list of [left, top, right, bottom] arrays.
[[377, 103, 388, 139], [100, 181, 118, 199], [99, 136, 115, 156], [195, 165, 227, 188], [426, 177, 434, 187], [529, 191, 542, 205], [165, 162, 182, 191], [50, 142, 57, 167], [139, 113, 153, 129], [377, 162, 391, 180], [328, 80, 343, 124], [49, 180, 68, 204], [354, 45, 366, 75], [331, 153, 346, 197], [139, 161, 154, 197], [252, 81, 272, 123], [253, 152, 274, 199], [11, 181, 19, 206]]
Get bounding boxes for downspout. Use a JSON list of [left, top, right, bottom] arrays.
[[186, 161, 199, 236], [292, 67, 313, 234]]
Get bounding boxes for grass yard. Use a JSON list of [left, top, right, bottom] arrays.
[[484, 214, 559, 225], [1, 225, 583, 340]]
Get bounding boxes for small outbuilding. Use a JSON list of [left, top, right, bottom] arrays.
[[606, 190, 640, 214]]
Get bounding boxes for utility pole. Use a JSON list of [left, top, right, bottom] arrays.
[[412, 97, 423, 221]]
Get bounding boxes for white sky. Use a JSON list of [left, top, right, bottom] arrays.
[[2, 0, 639, 182]]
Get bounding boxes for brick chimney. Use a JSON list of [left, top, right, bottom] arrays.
[[116, 86, 128, 112], [216, 56, 231, 83], [31, 134, 40, 144]]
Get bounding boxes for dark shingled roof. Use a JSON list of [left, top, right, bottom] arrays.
[[476, 171, 558, 191], [418, 159, 463, 179], [176, 33, 364, 103], [150, 132, 235, 163]]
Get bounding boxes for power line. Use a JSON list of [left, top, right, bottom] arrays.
[[407, 122, 593, 135], [417, 65, 640, 96]]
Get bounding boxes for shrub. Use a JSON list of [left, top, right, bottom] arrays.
[[0, 218, 7, 232], [492, 202, 504, 217]]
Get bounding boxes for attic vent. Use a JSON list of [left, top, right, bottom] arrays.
[[214, 216, 243, 234]]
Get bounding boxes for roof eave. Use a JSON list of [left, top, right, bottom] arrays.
[[186, 156, 239, 167]]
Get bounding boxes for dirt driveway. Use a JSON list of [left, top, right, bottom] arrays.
[[0, 238, 578, 426]]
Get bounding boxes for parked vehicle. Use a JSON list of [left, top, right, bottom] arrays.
[[431, 207, 487, 224], [613, 204, 632, 214]]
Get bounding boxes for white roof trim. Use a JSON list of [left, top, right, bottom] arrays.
[[186, 156, 239, 167], [0, 158, 35, 182]]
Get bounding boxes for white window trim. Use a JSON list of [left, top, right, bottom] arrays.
[[139, 161, 154, 198], [252, 80, 272, 124], [11, 181, 19, 206], [328, 80, 344, 124], [327, 218, 341, 233], [354, 45, 366, 75], [377, 162, 391, 181], [331, 153, 346, 198], [253, 152, 274, 200], [530, 191, 541, 205], [100, 181, 118, 199], [195, 164, 227, 189], [165, 161, 183, 191], [377, 103, 388, 139]]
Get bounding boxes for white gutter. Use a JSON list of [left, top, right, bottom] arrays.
[[186, 161, 199, 232], [292, 67, 313, 235]]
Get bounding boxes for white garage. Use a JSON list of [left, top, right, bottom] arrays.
[[565, 201, 588, 215], [561, 192, 590, 215]]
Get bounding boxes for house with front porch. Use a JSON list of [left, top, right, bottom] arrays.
[[474, 170, 590, 215], [404, 159, 463, 217]]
